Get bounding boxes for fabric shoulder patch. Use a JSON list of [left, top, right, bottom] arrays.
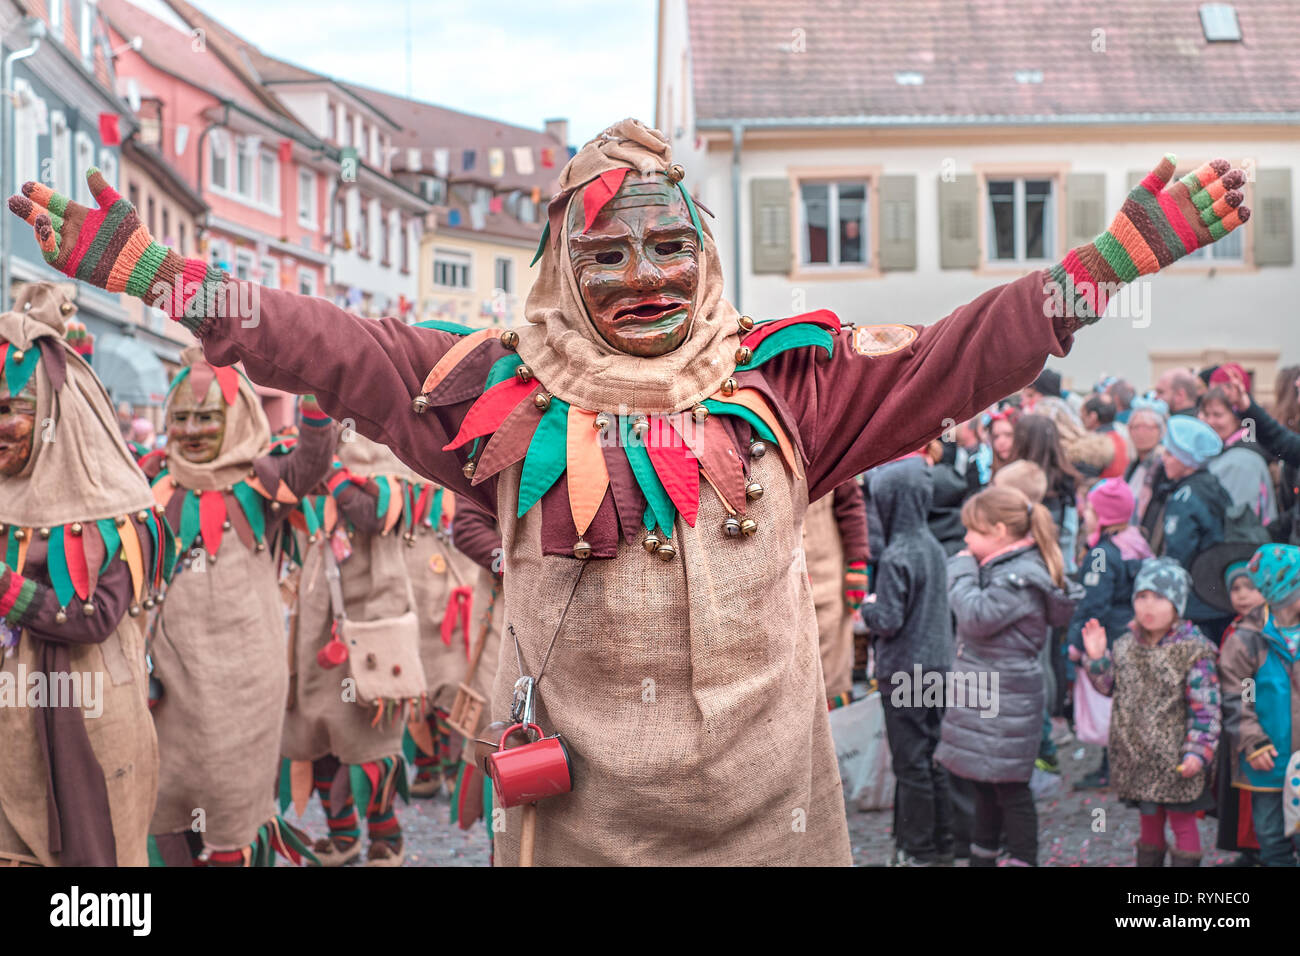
[[852, 324, 917, 356]]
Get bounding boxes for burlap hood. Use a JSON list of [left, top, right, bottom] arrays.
[[515, 118, 740, 414], [0, 283, 155, 528], [164, 346, 271, 491], [337, 432, 424, 483]]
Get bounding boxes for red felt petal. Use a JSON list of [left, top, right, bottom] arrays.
[[645, 414, 700, 527], [582, 167, 630, 233], [199, 489, 227, 556], [212, 366, 240, 407], [65, 525, 90, 600], [443, 376, 537, 451]]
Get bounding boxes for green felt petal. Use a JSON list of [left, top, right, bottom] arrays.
[[165, 366, 191, 399], [702, 399, 777, 444], [530, 220, 551, 266], [394, 755, 411, 806], [300, 498, 321, 536], [350, 764, 372, 820], [161, 520, 178, 579], [678, 182, 704, 247], [46, 527, 74, 608], [402, 727, 417, 765], [740, 324, 834, 370], [232, 482, 266, 543], [621, 415, 676, 533], [517, 397, 569, 517], [400, 482, 412, 531], [179, 490, 200, 550], [96, 519, 121, 574], [414, 318, 475, 335], [5, 526, 17, 568], [2, 343, 41, 396], [375, 475, 390, 520], [277, 757, 292, 814], [431, 487, 445, 530]]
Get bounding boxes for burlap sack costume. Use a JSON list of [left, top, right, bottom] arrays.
[[804, 493, 853, 701], [149, 349, 321, 852], [466, 121, 849, 865], [0, 283, 160, 866], [282, 435, 422, 765]]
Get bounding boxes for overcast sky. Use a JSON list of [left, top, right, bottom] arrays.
[[139, 0, 658, 145]]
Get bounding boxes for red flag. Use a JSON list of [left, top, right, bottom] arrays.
[[540, 148, 554, 168], [98, 112, 121, 147], [278, 139, 293, 163], [489, 195, 503, 214]]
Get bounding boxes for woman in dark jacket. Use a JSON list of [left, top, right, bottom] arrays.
[[936, 486, 1082, 866]]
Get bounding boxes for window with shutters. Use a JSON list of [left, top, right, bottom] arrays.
[[234, 250, 255, 281], [261, 257, 279, 289], [984, 177, 1056, 263], [299, 268, 318, 297], [494, 256, 513, 295], [798, 180, 869, 268], [433, 248, 471, 289]]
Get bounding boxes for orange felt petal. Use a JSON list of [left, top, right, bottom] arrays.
[[418, 327, 498, 396], [712, 388, 803, 480], [566, 407, 609, 536], [119, 518, 146, 602], [151, 472, 175, 507]]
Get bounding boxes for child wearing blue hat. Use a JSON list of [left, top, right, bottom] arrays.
[[1082, 557, 1221, 866], [1219, 545, 1300, 866]]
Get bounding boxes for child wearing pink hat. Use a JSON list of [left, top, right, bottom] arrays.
[[1068, 479, 1153, 789]]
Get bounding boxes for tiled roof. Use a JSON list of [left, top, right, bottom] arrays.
[[686, 0, 1300, 123], [342, 82, 565, 194]]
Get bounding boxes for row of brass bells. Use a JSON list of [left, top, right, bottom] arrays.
[[721, 516, 759, 538], [641, 531, 676, 562]]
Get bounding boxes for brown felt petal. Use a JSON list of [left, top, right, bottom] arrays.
[[600, 431, 647, 544], [225, 490, 255, 551], [470, 389, 543, 483], [35, 338, 67, 392], [693, 415, 748, 515]]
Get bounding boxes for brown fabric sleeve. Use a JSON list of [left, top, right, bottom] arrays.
[[194, 280, 494, 512], [831, 480, 869, 563], [452, 497, 502, 575], [263, 415, 338, 501], [763, 270, 1074, 501]]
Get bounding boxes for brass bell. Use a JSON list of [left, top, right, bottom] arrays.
[[270, 501, 281, 513], [740, 518, 758, 537], [745, 479, 764, 502], [405, 534, 416, 548], [573, 537, 592, 559], [410, 394, 431, 414], [515, 365, 533, 383], [128, 603, 142, 617], [82, 602, 96, 617], [655, 541, 677, 562], [500, 329, 519, 349], [10, 349, 23, 363], [721, 377, 737, 396], [38, 527, 50, 540], [136, 510, 150, 523], [115, 516, 126, 526], [13, 528, 26, 541], [55, 609, 68, 624], [60, 301, 75, 316], [735, 346, 753, 365], [255, 541, 266, 552], [221, 520, 232, 531], [692, 404, 708, 423], [632, 415, 649, 439], [208, 552, 218, 565], [642, 531, 662, 554], [593, 413, 610, 432], [666, 163, 685, 184], [155, 592, 165, 605], [155, 503, 166, 515], [462, 460, 476, 479], [722, 516, 741, 537], [534, 392, 551, 411], [737, 314, 755, 332], [70, 522, 83, 536], [0, 524, 5, 535], [750, 440, 767, 459], [144, 597, 156, 610]]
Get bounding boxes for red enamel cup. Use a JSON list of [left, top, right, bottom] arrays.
[[486, 722, 574, 808]]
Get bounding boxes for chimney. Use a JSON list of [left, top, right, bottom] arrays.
[[544, 117, 569, 150]]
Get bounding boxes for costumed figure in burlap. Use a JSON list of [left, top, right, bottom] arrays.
[[0, 283, 171, 866], [10, 133, 1252, 864], [281, 433, 427, 867], [143, 346, 335, 866], [803, 480, 869, 708]]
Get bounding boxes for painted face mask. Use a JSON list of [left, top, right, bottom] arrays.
[[0, 377, 37, 477], [567, 171, 700, 358], [168, 378, 227, 463]]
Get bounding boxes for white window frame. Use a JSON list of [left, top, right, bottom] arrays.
[[74, 131, 95, 205], [493, 255, 513, 295], [433, 247, 472, 290], [297, 167, 317, 227], [50, 110, 71, 193], [13, 81, 41, 188], [97, 149, 118, 188], [260, 256, 280, 289], [984, 176, 1057, 264], [209, 131, 230, 191], [235, 141, 254, 200], [400, 219, 410, 272], [234, 249, 255, 281], [797, 179, 871, 269], [298, 268, 318, 296], [50, 0, 63, 36], [258, 150, 279, 208], [357, 201, 371, 256], [79, 0, 94, 66]]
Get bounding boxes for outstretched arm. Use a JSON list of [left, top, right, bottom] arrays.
[[7, 171, 492, 511], [761, 155, 1251, 500]]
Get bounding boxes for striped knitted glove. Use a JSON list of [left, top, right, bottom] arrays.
[[843, 560, 868, 610], [6, 168, 217, 320], [1049, 155, 1250, 323]]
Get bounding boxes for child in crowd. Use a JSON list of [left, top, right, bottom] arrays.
[[1218, 545, 1300, 867], [1082, 558, 1221, 867], [1068, 479, 1154, 789], [861, 459, 955, 867], [935, 487, 1081, 866]]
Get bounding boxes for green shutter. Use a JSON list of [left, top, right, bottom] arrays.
[[1065, 173, 1106, 249], [1253, 168, 1292, 267], [750, 178, 792, 274], [938, 174, 978, 269], [877, 174, 916, 271]]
